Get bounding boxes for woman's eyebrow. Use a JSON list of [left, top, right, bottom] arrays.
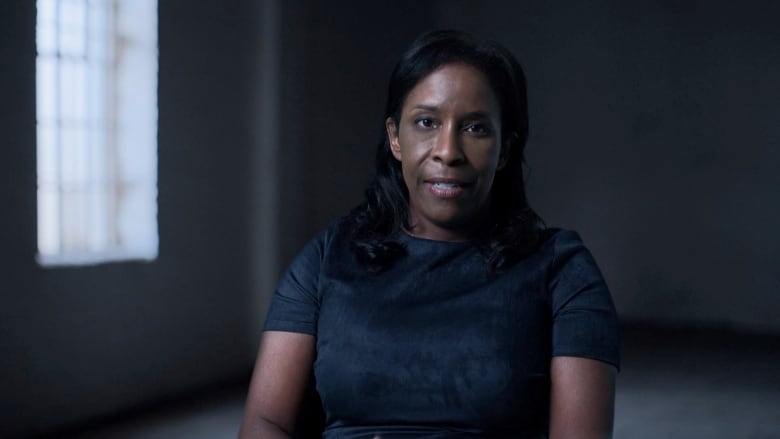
[[410, 105, 494, 120], [411, 104, 439, 112]]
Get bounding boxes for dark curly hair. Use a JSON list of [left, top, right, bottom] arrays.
[[343, 29, 545, 273]]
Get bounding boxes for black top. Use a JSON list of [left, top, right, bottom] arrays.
[[264, 222, 620, 438]]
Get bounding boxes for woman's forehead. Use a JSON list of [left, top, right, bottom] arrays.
[[403, 64, 500, 116]]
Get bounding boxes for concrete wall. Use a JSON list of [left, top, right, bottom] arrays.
[[1, 1, 257, 436], [433, 0, 780, 332]]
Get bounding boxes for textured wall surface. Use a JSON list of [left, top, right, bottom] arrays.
[[0, 2, 255, 435], [433, 0, 780, 332]]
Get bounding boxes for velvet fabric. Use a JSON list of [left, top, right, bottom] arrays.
[[264, 222, 620, 438]]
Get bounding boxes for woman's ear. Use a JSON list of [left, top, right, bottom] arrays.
[[386, 117, 402, 161]]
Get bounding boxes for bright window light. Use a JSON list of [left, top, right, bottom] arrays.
[[36, 0, 158, 266]]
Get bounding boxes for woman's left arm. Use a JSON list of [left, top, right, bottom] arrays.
[[549, 356, 617, 439]]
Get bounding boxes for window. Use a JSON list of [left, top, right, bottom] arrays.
[[36, 0, 158, 265]]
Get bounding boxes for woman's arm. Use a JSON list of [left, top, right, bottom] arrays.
[[239, 331, 316, 439], [549, 356, 617, 439]]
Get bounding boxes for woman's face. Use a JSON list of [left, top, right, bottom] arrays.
[[386, 63, 505, 241]]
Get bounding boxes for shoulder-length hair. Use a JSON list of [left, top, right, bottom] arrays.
[[344, 29, 545, 273]]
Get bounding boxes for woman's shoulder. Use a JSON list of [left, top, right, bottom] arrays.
[[525, 227, 602, 274], [533, 227, 606, 282], [298, 217, 356, 259], [535, 227, 587, 255]]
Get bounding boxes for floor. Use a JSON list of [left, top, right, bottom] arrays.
[[56, 325, 779, 438], [613, 325, 780, 438]]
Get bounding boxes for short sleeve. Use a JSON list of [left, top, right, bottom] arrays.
[[549, 230, 621, 370], [262, 230, 328, 336]]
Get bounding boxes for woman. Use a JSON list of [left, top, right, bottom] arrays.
[[240, 29, 620, 438]]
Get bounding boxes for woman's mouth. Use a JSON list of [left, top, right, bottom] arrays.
[[426, 180, 468, 198]]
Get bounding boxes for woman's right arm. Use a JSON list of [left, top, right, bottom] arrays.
[[239, 330, 316, 438]]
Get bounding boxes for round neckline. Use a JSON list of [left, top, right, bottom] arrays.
[[398, 228, 474, 246]]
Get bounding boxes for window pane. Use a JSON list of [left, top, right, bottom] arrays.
[[60, 125, 88, 183], [38, 187, 60, 255], [118, 183, 157, 255], [37, 122, 58, 185], [36, 0, 57, 55], [59, 60, 87, 122], [59, 0, 86, 57], [88, 125, 108, 182], [37, 0, 158, 265], [87, 61, 107, 123], [60, 186, 89, 250], [36, 57, 57, 122], [90, 183, 109, 249], [88, 1, 108, 36]]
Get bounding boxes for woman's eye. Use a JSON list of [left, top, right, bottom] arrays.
[[465, 123, 490, 135], [415, 118, 435, 128]]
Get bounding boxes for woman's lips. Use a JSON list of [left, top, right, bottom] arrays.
[[425, 179, 468, 199]]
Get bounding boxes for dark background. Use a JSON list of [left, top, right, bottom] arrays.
[[2, 1, 778, 436]]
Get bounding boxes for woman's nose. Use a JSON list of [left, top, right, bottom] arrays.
[[432, 125, 465, 165]]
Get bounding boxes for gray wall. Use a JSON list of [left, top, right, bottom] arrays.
[[434, 0, 780, 332], [2, 0, 779, 436], [1, 1, 257, 436]]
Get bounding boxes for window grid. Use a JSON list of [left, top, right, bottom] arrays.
[[36, 0, 158, 265]]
